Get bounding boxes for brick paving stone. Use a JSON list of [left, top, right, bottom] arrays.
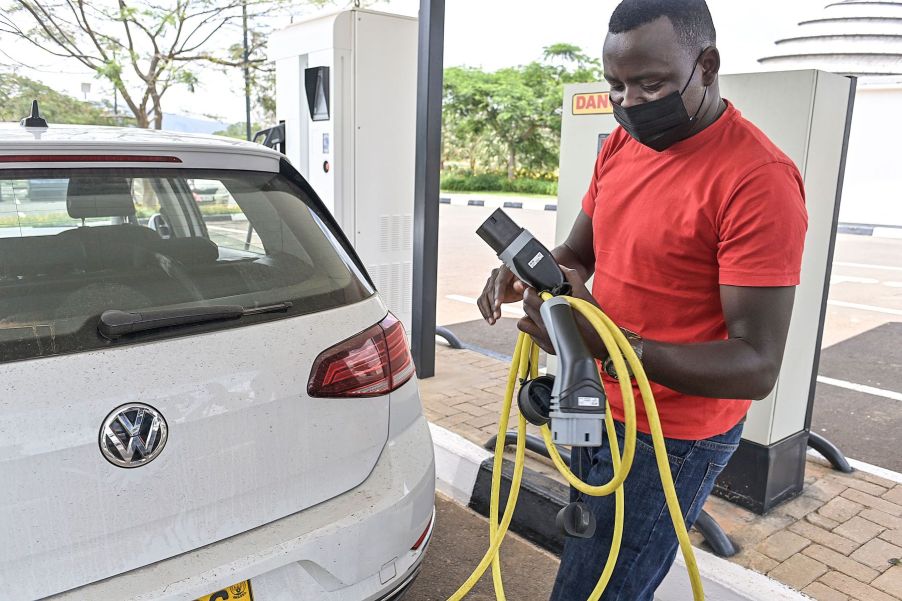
[[759, 530, 812, 562], [850, 538, 902, 573], [871, 565, 902, 598], [884, 486, 902, 507], [447, 394, 481, 407], [780, 494, 828, 520], [790, 520, 860, 556], [733, 513, 797, 549], [808, 512, 842, 531], [468, 413, 503, 429], [454, 402, 492, 417], [768, 554, 828, 589], [837, 476, 890, 497], [842, 488, 902, 517], [452, 422, 490, 441], [881, 528, 902, 547], [801, 581, 849, 601], [862, 508, 902, 531], [834, 516, 887, 545], [436, 413, 474, 428], [820, 497, 865, 523], [807, 459, 836, 478], [819, 571, 899, 601], [733, 549, 779, 574], [806, 478, 851, 503], [859, 472, 900, 488], [804, 544, 880, 583]]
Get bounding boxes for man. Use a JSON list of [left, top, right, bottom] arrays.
[[477, 0, 808, 599]]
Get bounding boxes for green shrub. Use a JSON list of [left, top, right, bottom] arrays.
[[440, 172, 557, 196]]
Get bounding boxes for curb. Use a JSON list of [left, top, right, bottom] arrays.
[[429, 422, 811, 601], [837, 223, 902, 239], [440, 197, 557, 212]]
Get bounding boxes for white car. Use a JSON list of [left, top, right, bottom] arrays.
[[0, 117, 435, 601]]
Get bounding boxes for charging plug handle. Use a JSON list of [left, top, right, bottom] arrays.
[[477, 209, 566, 293], [541, 298, 606, 415]]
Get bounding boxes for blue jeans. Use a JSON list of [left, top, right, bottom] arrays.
[[549, 419, 743, 601]]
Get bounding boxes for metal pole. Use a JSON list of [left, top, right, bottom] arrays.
[[411, 0, 445, 378], [242, 0, 252, 141]]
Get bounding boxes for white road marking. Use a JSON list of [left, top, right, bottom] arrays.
[[827, 300, 902, 316], [807, 449, 902, 485], [817, 375, 902, 402], [446, 294, 525, 317], [834, 261, 902, 273], [831, 275, 879, 285]]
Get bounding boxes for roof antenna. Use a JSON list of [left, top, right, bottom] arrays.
[[21, 100, 48, 128]]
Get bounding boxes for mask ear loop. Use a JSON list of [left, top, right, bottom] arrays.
[[689, 85, 708, 123], [682, 49, 709, 124]]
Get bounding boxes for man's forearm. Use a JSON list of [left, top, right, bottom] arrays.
[[552, 244, 593, 281], [640, 338, 779, 401]]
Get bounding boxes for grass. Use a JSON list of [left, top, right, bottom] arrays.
[[0, 204, 243, 228], [439, 189, 557, 200]]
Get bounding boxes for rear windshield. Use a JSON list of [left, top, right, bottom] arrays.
[[0, 168, 373, 363]]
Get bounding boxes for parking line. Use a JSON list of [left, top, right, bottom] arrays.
[[834, 261, 902, 273], [827, 300, 902, 317], [816, 375, 902, 402], [831, 275, 879, 285]]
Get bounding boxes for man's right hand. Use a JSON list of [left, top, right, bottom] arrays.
[[478, 265, 527, 325]]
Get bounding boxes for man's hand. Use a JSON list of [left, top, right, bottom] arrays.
[[517, 266, 609, 358], [478, 265, 528, 325]]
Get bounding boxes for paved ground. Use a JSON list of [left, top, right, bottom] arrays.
[[434, 204, 902, 471], [408, 495, 558, 600], [420, 345, 902, 601]]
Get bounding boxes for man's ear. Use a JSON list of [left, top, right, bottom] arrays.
[[700, 46, 720, 86]]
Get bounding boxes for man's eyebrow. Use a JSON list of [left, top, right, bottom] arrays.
[[623, 70, 670, 82]]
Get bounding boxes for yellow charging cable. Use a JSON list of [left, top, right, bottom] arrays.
[[447, 293, 704, 601]]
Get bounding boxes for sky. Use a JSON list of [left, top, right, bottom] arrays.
[[0, 0, 828, 124]]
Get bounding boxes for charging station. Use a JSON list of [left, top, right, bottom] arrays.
[[271, 9, 418, 329], [555, 71, 856, 514]]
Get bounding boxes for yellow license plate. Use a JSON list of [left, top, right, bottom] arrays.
[[196, 580, 253, 601]]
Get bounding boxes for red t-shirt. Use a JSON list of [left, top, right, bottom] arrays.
[[582, 101, 807, 440]]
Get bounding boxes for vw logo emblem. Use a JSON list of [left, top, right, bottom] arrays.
[[99, 403, 168, 468]]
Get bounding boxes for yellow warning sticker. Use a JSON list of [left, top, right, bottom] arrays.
[[572, 92, 614, 115], [196, 581, 253, 601]]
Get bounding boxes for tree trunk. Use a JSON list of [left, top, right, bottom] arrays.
[[507, 145, 516, 181], [152, 101, 163, 129]]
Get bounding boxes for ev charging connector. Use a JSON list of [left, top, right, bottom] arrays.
[[477, 209, 606, 447]]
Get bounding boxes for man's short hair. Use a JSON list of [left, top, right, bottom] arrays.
[[609, 0, 716, 52]]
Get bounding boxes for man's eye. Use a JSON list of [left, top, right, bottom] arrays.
[[642, 82, 663, 93], [609, 83, 625, 92]]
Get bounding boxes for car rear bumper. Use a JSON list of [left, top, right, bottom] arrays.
[[46, 414, 436, 601]]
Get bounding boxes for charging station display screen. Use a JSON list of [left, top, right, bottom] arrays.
[[305, 66, 330, 122]]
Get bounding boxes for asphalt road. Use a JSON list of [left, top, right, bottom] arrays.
[[434, 204, 902, 471], [407, 495, 558, 600]]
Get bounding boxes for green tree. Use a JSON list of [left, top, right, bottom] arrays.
[[0, 72, 130, 125], [442, 44, 603, 179], [213, 121, 264, 139], [0, 0, 329, 129]]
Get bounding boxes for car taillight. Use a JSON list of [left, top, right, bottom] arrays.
[[307, 313, 415, 398]]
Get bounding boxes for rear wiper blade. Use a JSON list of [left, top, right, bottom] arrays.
[[98, 302, 293, 340]]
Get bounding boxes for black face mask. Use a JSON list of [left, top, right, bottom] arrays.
[[612, 55, 707, 151]]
